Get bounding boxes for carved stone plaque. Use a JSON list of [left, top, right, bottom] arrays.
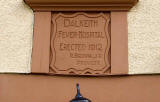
[[50, 12, 111, 75]]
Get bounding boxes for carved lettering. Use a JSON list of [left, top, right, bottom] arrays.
[[50, 12, 111, 75], [64, 19, 98, 27]]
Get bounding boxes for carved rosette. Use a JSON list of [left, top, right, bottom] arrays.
[[50, 12, 111, 75]]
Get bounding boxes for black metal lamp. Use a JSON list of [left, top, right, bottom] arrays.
[[70, 83, 91, 102]]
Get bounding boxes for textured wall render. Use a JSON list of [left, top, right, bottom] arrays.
[[0, 0, 160, 74], [128, 0, 160, 74], [0, 0, 33, 73]]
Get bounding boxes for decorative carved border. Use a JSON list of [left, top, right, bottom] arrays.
[[50, 12, 111, 75]]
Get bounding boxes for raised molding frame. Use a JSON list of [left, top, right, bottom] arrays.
[[24, 0, 138, 75], [25, 0, 138, 11]]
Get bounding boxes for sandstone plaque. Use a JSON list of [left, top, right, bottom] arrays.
[[50, 12, 111, 75]]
